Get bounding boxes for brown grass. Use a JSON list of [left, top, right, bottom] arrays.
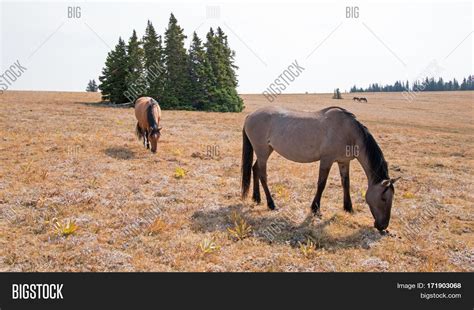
[[0, 90, 472, 271]]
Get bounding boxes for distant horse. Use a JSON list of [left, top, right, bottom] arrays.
[[241, 106, 399, 231], [359, 97, 368, 102], [134, 97, 162, 153], [352, 97, 360, 101]]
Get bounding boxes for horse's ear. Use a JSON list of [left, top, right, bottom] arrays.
[[390, 177, 401, 184]]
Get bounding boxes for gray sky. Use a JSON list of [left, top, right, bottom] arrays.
[[1, 0, 472, 93]]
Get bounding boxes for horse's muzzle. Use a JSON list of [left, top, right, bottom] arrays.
[[374, 220, 388, 231]]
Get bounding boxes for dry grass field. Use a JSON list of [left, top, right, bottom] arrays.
[[0, 90, 472, 272]]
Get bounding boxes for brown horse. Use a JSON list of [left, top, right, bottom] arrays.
[[359, 97, 368, 102], [241, 106, 399, 231], [134, 97, 162, 153]]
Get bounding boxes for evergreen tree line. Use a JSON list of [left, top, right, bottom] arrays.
[[350, 75, 474, 92], [98, 13, 244, 112]]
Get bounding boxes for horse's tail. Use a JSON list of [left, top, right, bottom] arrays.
[[241, 127, 253, 199], [135, 123, 142, 140]]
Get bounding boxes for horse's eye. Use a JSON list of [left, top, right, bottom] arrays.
[[381, 197, 387, 202]]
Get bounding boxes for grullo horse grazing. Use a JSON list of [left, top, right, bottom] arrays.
[[359, 97, 368, 102], [352, 97, 360, 101], [134, 97, 162, 153], [241, 106, 399, 231]]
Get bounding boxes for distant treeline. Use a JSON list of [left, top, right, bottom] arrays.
[[98, 13, 243, 112], [350, 75, 474, 92]]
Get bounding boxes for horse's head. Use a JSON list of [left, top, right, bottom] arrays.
[[366, 177, 400, 231], [149, 127, 162, 153]]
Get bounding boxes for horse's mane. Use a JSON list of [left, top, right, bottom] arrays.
[[322, 106, 389, 183], [147, 99, 159, 132], [359, 125, 389, 183]]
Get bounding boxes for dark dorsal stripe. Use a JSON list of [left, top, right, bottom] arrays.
[[146, 99, 159, 133]]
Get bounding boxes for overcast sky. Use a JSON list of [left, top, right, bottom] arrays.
[[1, 0, 472, 93]]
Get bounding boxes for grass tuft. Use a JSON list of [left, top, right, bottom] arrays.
[[174, 167, 186, 179], [299, 238, 317, 258], [227, 212, 252, 241], [199, 237, 220, 254], [402, 192, 415, 199], [53, 218, 78, 237], [274, 184, 289, 200]]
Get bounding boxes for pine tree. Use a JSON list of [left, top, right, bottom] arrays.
[[453, 78, 459, 90], [204, 27, 243, 112], [142, 20, 165, 101], [204, 28, 219, 82], [188, 32, 214, 110], [124, 30, 146, 101], [216, 27, 238, 89], [423, 77, 430, 91], [468, 75, 474, 90], [162, 13, 191, 109], [99, 37, 129, 103], [446, 81, 453, 91], [86, 79, 98, 92], [429, 77, 436, 91], [437, 77, 444, 91]]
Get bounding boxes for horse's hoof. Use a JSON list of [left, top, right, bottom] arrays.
[[344, 207, 354, 213], [312, 210, 322, 218], [252, 197, 261, 204], [311, 205, 321, 216], [267, 201, 276, 210]]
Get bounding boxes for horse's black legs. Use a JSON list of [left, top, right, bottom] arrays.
[[338, 162, 353, 212], [311, 160, 333, 215], [257, 160, 275, 210], [252, 161, 261, 204]]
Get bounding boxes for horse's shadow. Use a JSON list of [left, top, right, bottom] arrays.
[[74, 101, 133, 109], [104, 147, 135, 160], [191, 204, 382, 250]]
